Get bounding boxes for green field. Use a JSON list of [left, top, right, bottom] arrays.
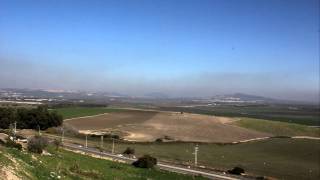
[[52, 107, 123, 119], [234, 117, 320, 137], [48, 107, 320, 179], [52, 134, 320, 180], [110, 139, 320, 180], [0, 145, 207, 180], [159, 105, 320, 126]]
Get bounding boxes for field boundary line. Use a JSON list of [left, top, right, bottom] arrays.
[[292, 136, 320, 140], [64, 113, 109, 121]]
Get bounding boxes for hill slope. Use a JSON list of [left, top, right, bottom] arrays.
[[0, 145, 207, 180]]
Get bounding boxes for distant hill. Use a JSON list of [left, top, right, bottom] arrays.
[[144, 92, 169, 99], [211, 93, 280, 103], [231, 93, 275, 101]]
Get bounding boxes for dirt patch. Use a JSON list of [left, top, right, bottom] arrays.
[[0, 166, 20, 180], [66, 110, 270, 143], [0, 154, 21, 180]]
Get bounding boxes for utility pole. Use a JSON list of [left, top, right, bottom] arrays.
[[112, 138, 115, 154], [194, 144, 199, 166], [14, 121, 17, 139], [14, 121, 16, 135], [38, 125, 41, 136], [85, 134, 88, 148], [61, 127, 64, 144], [100, 135, 104, 148]]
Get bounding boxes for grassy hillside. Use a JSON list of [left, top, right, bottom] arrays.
[[234, 117, 320, 137], [52, 107, 123, 119], [0, 145, 207, 180]]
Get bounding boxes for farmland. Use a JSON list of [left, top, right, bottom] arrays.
[[50, 106, 320, 179], [52, 107, 123, 119], [47, 134, 320, 180], [158, 104, 320, 126], [233, 117, 320, 137], [64, 109, 269, 142]]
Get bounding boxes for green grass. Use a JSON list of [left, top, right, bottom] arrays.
[[0, 145, 207, 180], [114, 139, 320, 180], [53, 134, 320, 180], [0, 146, 11, 167], [52, 107, 123, 119], [234, 117, 320, 137], [159, 105, 320, 126]]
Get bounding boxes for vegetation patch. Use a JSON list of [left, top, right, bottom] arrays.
[[27, 135, 48, 154], [52, 107, 123, 119], [234, 117, 320, 137], [0, 144, 207, 180], [0, 106, 62, 130], [132, 155, 157, 168]]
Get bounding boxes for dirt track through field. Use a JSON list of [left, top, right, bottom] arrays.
[[65, 110, 270, 143]]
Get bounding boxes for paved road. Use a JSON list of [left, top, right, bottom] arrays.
[[62, 143, 240, 180]]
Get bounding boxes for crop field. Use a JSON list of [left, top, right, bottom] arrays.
[[233, 117, 320, 137], [49, 134, 320, 180], [112, 139, 320, 180], [52, 107, 320, 179], [158, 104, 320, 126], [52, 107, 123, 119], [64, 109, 269, 143], [0, 145, 206, 180]]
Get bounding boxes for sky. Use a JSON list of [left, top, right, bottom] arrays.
[[0, 0, 319, 102]]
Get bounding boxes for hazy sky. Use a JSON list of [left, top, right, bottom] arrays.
[[0, 0, 319, 102]]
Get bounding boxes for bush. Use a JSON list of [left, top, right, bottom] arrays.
[[227, 167, 245, 175], [69, 162, 101, 178], [155, 138, 163, 143], [5, 137, 22, 150], [163, 135, 174, 140], [53, 139, 62, 150], [123, 147, 135, 155], [132, 155, 157, 168], [27, 135, 48, 154]]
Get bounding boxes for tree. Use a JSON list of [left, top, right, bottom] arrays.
[[132, 155, 157, 168], [123, 147, 135, 155], [0, 107, 63, 130], [27, 135, 48, 154], [53, 138, 62, 150], [228, 167, 245, 175]]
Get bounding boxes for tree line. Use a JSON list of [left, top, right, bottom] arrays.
[[0, 106, 62, 130]]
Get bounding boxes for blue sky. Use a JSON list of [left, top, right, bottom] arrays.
[[0, 0, 319, 101]]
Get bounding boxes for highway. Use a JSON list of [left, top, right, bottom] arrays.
[[62, 143, 241, 180]]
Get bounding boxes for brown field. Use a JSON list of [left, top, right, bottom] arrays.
[[65, 109, 270, 142]]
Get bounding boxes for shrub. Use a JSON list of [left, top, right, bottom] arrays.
[[27, 135, 48, 154], [155, 138, 163, 143], [123, 147, 135, 155], [163, 135, 174, 140], [5, 137, 22, 150], [132, 155, 157, 168], [69, 162, 101, 178], [227, 167, 245, 175], [53, 139, 62, 150]]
